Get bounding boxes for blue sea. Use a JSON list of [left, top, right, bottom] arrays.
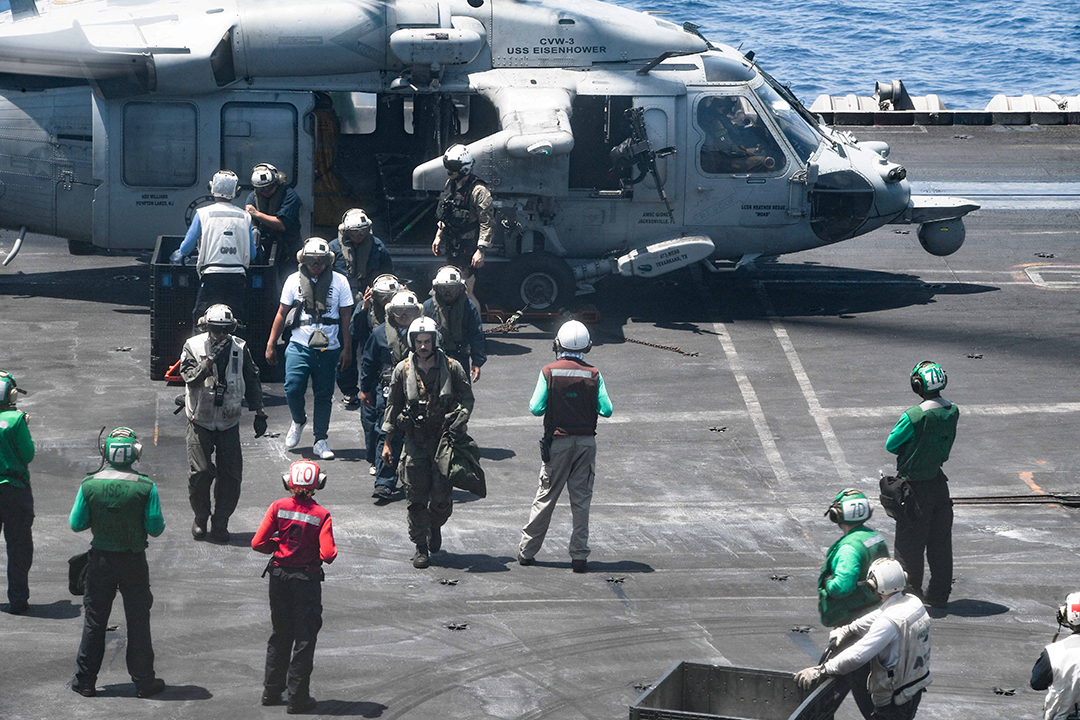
[[614, 0, 1080, 109]]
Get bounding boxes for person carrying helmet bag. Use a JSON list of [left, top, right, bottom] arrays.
[[1032, 593, 1080, 720], [424, 265, 486, 384], [818, 489, 891, 720], [69, 428, 167, 700], [171, 170, 257, 328], [382, 317, 474, 568], [518, 320, 613, 574], [252, 460, 337, 714], [431, 144, 493, 306], [329, 209, 393, 408], [266, 239, 354, 461], [886, 361, 959, 609], [245, 162, 303, 279], [360, 290, 421, 501], [0, 370, 34, 615], [179, 304, 267, 543], [796, 558, 932, 720]]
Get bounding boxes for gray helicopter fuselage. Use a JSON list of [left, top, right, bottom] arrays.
[[0, 0, 970, 271]]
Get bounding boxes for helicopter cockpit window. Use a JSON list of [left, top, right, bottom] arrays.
[[754, 82, 820, 162], [697, 96, 787, 175]]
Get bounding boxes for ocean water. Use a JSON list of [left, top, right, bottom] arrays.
[[614, 0, 1080, 109]]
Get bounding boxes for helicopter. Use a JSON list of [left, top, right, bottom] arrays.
[[0, 0, 978, 309]]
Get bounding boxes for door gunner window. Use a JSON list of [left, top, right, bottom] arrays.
[[698, 96, 787, 175]]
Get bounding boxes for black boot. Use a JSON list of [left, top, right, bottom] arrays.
[[412, 544, 430, 569], [191, 516, 208, 540]]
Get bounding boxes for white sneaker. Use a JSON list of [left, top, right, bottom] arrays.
[[313, 439, 335, 460], [368, 465, 377, 476], [285, 421, 305, 449]]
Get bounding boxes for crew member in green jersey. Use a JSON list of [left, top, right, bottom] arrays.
[[0, 370, 34, 615], [819, 489, 890, 719], [886, 361, 959, 609], [69, 428, 166, 699]]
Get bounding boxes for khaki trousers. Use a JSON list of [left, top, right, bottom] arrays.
[[519, 435, 596, 561]]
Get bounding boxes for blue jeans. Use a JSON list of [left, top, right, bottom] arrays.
[[284, 342, 341, 442]]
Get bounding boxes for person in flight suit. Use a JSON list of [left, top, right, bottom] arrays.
[[172, 170, 257, 326], [252, 459, 337, 715], [423, 265, 485, 384], [518, 320, 613, 574], [329, 208, 393, 408], [69, 428, 166, 699], [886, 361, 959, 609], [819, 489, 891, 719], [360, 290, 421, 501], [246, 162, 303, 278], [179, 304, 267, 543], [431, 144, 493, 306], [0, 370, 34, 615], [1032, 592, 1080, 720], [382, 317, 474, 569]]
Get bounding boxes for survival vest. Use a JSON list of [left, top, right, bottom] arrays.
[[818, 525, 889, 627], [436, 174, 486, 236], [253, 185, 286, 247], [403, 351, 459, 442], [195, 203, 251, 275], [267, 495, 331, 572], [78, 468, 157, 553], [1044, 634, 1080, 720], [431, 294, 467, 357], [542, 357, 600, 437], [182, 333, 247, 431], [379, 324, 410, 388], [868, 594, 932, 707], [896, 400, 959, 482]]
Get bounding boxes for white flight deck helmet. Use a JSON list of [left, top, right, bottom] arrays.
[[202, 304, 238, 334], [251, 162, 283, 188], [554, 320, 592, 354], [296, 237, 335, 265], [866, 558, 908, 596], [432, 265, 466, 288], [208, 170, 240, 200], [1057, 592, 1080, 631], [442, 144, 474, 176], [371, 274, 402, 304], [407, 316, 442, 349], [339, 208, 372, 237], [386, 290, 422, 324]]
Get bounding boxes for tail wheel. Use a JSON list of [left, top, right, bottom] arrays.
[[504, 252, 575, 311]]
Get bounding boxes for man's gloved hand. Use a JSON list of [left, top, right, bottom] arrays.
[[828, 626, 850, 648], [169, 250, 183, 264], [794, 665, 826, 690], [253, 412, 268, 438]]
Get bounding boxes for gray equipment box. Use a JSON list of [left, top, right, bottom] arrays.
[[629, 661, 846, 720]]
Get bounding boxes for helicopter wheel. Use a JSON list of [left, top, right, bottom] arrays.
[[503, 251, 575, 312]]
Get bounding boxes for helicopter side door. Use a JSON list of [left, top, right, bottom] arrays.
[[683, 91, 798, 240]]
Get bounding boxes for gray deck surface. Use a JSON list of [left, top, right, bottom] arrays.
[[1, 123, 1079, 719]]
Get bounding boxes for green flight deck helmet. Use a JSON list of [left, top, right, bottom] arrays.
[[910, 361, 947, 395], [103, 427, 142, 468], [826, 488, 873, 525]]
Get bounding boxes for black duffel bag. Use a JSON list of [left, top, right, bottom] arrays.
[[880, 475, 921, 522], [68, 552, 89, 596]]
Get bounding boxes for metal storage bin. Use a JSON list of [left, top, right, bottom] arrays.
[[150, 235, 279, 381], [630, 662, 846, 720]]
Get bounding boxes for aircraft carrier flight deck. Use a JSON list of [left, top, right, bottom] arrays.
[[1, 123, 1079, 720]]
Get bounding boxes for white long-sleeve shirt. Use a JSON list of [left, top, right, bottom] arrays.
[[824, 593, 907, 676]]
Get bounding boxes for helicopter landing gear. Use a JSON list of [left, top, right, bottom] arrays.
[[503, 251, 575, 311]]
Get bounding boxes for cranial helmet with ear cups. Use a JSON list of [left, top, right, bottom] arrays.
[[866, 558, 907, 596], [826, 488, 873, 525], [911, 361, 947, 395]]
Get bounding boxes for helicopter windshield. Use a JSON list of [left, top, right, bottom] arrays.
[[753, 82, 821, 163]]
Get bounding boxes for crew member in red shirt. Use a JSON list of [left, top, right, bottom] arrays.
[[252, 460, 337, 715]]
